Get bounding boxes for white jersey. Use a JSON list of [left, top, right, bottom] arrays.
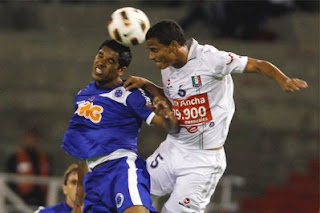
[[162, 39, 248, 149]]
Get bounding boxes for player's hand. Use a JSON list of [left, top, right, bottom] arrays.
[[124, 75, 148, 90], [280, 78, 308, 92], [147, 97, 172, 118]]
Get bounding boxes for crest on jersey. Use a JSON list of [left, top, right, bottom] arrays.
[[115, 193, 124, 208], [114, 89, 123, 98], [191, 75, 202, 88]]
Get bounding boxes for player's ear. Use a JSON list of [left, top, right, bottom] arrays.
[[118, 66, 127, 77], [169, 40, 179, 53]]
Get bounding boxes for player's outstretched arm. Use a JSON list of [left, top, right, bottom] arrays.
[[244, 58, 308, 92], [149, 97, 180, 134], [124, 75, 165, 97]]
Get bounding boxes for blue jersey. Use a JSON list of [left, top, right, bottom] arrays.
[[36, 201, 72, 213], [62, 82, 154, 159]]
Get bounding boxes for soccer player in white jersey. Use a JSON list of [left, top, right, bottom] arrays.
[[124, 20, 308, 213]]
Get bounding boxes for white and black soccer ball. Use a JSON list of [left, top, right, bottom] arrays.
[[108, 7, 150, 47]]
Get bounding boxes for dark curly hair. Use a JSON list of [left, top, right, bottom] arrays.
[[98, 40, 132, 68]]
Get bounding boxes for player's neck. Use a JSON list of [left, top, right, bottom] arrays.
[[66, 197, 74, 208], [96, 78, 123, 88], [172, 45, 188, 68]]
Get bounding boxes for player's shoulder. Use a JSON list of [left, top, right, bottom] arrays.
[[128, 87, 150, 98], [190, 39, 218, 54], [98, 85, 132, 106], [202, 43, 219, 55], [34, 204, 58, 213], [121, 80, 147, 96], [126, 87, 152, 105], [189, 39, 221, 64], [77, 81, 98, 96]]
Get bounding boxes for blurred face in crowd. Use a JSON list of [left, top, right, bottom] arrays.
[[23, 129, 40, 147], [62, 171, 78, 207], [146, 38, 179, 69], [92, 46, 125, 87]]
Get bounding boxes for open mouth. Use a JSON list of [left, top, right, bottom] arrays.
[[95, 67, 103, 74]]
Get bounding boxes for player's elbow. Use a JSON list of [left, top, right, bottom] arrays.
[[245, 58, 269, 73]]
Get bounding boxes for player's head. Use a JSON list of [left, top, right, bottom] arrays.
[[62, 164, 78, 207], [146, 20, 186, 46], [92, 39, 132, 87], [145, 20, 187, 69]]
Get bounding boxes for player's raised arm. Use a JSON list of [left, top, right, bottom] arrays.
[[244, 57, 308, 92], [149, 97, 180, 134], [124, 75, 165, 97]]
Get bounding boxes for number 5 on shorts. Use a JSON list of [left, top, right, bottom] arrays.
[[150, 153, 163, 168]]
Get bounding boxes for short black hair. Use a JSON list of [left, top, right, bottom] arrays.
[[146, 20, 186, 46], [98, 40, 132, 68]]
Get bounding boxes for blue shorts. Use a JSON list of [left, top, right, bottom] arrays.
[[83, 155, 157, 213]]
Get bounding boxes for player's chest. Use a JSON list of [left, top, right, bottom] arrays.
[[164, 63, 215, 99], [74, 95, 128, 123]]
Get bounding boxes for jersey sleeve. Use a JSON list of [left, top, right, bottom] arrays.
[[203, 45, 248, 77], [126, 88, 155, 125]]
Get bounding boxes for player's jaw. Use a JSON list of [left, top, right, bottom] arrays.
[[153, 60, 170, 69], [149, 52, 174, 69], [146, 38, 173, 69], [92, 64, 105, 81]]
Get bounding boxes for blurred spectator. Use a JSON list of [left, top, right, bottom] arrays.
[[179, 0, 295, 41], [0, 1, 43, 31], [294, 0, 319, 13], [179, 0, 215, 32], [6, 127, 51, 206], [213, 0, 294, 40], [35, 164, 79, 213]]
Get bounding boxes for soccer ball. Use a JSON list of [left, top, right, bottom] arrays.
[[107, 7, 150, 47]]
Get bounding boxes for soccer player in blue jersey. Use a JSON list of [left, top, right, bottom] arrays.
[[35, 164, 78, 213], [62, 39, 179, 213]]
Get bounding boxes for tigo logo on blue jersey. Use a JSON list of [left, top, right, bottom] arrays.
[[75, 101, 103, 123]]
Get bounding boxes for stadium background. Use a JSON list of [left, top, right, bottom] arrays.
[[0, 1, 318, 212]]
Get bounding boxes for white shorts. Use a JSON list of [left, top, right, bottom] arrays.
[[146, 139, 226, 213]]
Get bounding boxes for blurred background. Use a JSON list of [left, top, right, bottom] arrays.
[[0, 0, 318, 212]]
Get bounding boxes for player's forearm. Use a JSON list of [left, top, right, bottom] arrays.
[[143, 80, 165, 98], [244, 58, 308, 92], [245, 58, 289, 85], [163, 110, 180, 134], [151, 97, 180, 134]]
